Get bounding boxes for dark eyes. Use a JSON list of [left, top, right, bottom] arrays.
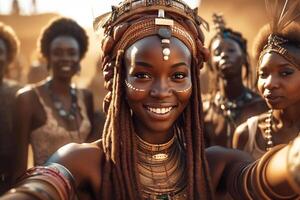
[[134, 72, 150, 79], [258, 69, 294, 79], [133, 72, 187, 80], [279, 69, 294, 77], [172, 72, 187, 80]]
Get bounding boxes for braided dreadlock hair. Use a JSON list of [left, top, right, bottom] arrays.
[[94, 0, 214, 199], [208, 13, 252, 92]]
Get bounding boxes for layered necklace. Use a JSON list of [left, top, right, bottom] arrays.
[[46, 80, 78, 121], [136, 133, 187, 200]]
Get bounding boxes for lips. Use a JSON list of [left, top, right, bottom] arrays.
[[264, 94, 283, 104], [219, 61, 233, 70], [61, 65, 72, 72], [144, 104, 177, 119]]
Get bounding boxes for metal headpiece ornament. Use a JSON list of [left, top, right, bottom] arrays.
[[259, 0, 300, 68], [94, 0, 209, 65]]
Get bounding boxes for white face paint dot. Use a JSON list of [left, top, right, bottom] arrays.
[[163, 48, 171, 56], [163, 56, 169, 60]]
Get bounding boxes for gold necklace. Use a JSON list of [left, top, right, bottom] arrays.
[[136, 133, 187, 200]]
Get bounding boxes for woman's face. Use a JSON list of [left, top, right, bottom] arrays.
[[124, 36, 192, 135], [0, 39, 8, 78], [257, 52, 300, 109], [48, 35, 80, 80], [210, 37, 244, 79]]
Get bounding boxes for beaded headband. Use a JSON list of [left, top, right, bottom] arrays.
[[258, 34, 300, 69], [96, 0, 209, 65]]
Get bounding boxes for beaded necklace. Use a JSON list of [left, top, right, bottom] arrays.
[[263, 110, 274, 151], [46, 80, 78, 121]]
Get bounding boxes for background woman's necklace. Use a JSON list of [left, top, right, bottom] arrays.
[[215, 90, 253, 147], [46, 80, 78, 121], [136, 134, 187, 200], [263, 110, 274, 151]]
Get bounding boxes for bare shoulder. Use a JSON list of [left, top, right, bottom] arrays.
[[232, 122, 249, 149], [48, 140, 104, 167], [47, 140, 104, 187]]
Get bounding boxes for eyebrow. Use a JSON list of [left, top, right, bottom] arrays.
[[171, 62, 189, 68], [134, 61, 152, 68]]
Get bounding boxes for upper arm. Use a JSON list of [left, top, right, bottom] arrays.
[[13, 88, 34, 178], [232, 122, 249, 150], [46, 142, 103, 191]]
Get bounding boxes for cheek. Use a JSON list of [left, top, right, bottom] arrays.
[[125, 88, 148, 103], [176, 90, 192, 107], [257, 78, 265, 94]]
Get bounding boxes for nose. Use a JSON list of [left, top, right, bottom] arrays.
[[264, 74, 279, 90], [220, 51, 229, 59], [150, 79, 172, 98]]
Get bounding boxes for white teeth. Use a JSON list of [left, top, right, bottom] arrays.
[[147, 107, 172, 115], [61, 66, 71, 71]]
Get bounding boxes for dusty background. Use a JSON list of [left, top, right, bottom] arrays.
[[0, 0, 270, 169]]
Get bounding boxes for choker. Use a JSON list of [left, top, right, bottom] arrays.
[[136, 134, 176, 161], [46, 80, 78, 121]]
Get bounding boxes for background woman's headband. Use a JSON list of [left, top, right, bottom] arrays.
[[259, 34, 300, 69]]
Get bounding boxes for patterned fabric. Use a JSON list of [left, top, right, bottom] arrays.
[[30, 88, 91, 165]]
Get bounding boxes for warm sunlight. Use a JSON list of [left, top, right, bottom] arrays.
[[0, 0, 199, 28]]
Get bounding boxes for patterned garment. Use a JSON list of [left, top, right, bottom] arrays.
[[30, 88, 91, 165]]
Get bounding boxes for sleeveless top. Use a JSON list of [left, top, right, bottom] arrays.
[[243, 116, 266, 159], [30, 88, 91, 165]]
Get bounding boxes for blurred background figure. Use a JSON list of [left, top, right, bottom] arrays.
[[0, 22, 21, 195], [12, 17, 97, 180], [203, 14, 267, 148], [233, 3, 300, 159]]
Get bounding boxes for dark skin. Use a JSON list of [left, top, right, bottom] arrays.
[[233, 51, 300, 152], [204, 37, 267, 147], [2, 36, 298, 200], [0, 39, 7, 85], [13, 35, 95, 180], [0, 38, 20, 194]]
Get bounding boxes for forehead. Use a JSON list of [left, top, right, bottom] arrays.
[[124, 35, 191, 61], [210, 37, 240, 50], [50, 35, 79, 49], [259, 52, 292, 69]]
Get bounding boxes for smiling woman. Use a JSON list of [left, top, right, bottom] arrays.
[[1, 0, 300, 200], [11, 17, 96, 180]]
